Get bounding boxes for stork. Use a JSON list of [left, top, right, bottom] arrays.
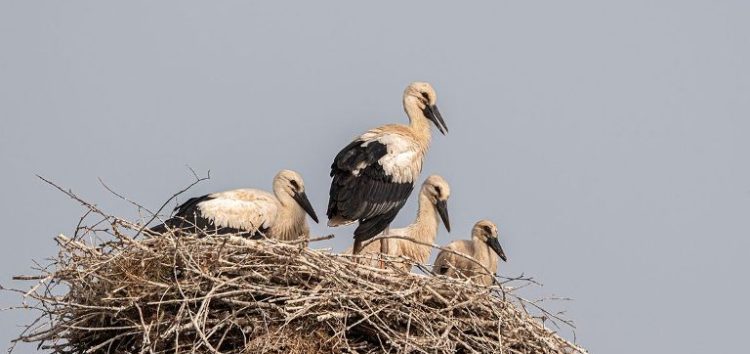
[[151, 170, 319, 241], [344, 175, 451, 271], [327, 82, 448, 262], [434, 220, 507, 286]]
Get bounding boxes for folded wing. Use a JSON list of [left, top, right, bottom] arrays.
[[152, 189, 278, 238], [327, 132, 419, 241]]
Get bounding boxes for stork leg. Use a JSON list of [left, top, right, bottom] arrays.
[[379, 226, 391, 269], [352, 239, 363, 265]]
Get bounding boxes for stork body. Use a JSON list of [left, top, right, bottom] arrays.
[[327, 82, 448, 256], [151, 170, 319, 241], [434, 220, 507, 286], [344, 175, 451, 271]]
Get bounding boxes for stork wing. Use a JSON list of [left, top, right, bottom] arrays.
[[153, 189, 278, 237], [197, 190, 278, 233], [328, 132, 417, 240]]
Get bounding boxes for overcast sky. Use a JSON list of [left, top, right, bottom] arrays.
[[1, 1, 748, 353]]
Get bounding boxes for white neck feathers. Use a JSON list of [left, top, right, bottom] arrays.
[[403, 96, 432, 144], [399, 192, 440, 263], [270, 185, 307, 241]]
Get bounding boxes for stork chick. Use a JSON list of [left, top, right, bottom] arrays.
[[151, 170, 319, 241], [344, 175, 451, 271], [327, 82, 449, 260], [434, 220, 507, 286]]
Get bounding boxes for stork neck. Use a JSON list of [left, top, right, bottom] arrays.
[[272, 188, 290, 220], [277, 202, 305, 223], [273, 185, 293, 207], [481, 241, 498, 274], [404, 99, 433, 142], [271, 194, 307, 239], [411, 192, 439, 243], [472, 235, 491, 264], [488, 250, 499, 269], [396, 192, 439, 264]]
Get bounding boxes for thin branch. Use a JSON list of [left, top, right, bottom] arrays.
[[132, 167, 210, 239]]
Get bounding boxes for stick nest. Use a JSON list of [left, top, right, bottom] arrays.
[[8, 180, 587, 353]]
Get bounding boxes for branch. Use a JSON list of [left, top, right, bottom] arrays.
[[133, 167, 210, 239]]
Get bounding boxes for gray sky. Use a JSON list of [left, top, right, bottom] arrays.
[[1, 1, 748, 353]]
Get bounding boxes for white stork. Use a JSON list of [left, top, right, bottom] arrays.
[[151, 170, 319, 241], [344, 175, 451, 272], [434, 220, 508, 286], [327, 82, 448, 258]]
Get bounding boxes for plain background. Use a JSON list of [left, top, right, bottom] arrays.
[[1, 1, 748, 353]]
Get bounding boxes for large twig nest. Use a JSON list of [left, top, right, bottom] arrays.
[[7, 178, 586, 353], [9, 226, 586, 354]]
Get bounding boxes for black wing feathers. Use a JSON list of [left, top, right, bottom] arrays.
[[331, 139, 388, 174], [328, 139, 414, 241], [174, 195, 213, 216], [150, 194, 264, 238], [354, 206, 402, 242]]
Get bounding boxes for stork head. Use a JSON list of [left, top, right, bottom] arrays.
[[273, 170, 319, 223], [423, 175, 451, 232], [472, 220, 507, 262], [404, 81, 448, 135]]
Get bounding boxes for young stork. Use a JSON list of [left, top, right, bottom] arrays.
[[344, 175, 451, 272], [434, 220, 508, 286], [151, 170, 319, 241], [327, 82, 449, 260]]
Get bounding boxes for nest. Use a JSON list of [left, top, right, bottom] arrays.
[[7, 180, 587, 354]]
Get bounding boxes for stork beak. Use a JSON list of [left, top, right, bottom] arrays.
[[487, 237, 507, 262], [424, 104, 448, 135], [436, 200, 451, 232], [293, 191, 319, 223]]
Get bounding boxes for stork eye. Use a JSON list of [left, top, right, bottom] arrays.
[[482, 225, 492, 234], [290, 180, 300, 190], [434, 186, 442, 196], [421, 92, 430, 102]]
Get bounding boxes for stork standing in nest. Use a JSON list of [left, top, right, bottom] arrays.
[[434, 220, 508, 286], [151, 170, 319, 241], [344, 175, 451, 271], [327, 82, 449, 266]]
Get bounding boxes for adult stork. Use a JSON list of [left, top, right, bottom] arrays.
[[344, 175, 451, 272], [434, 220, 508, 286], [151, 170, 319, 241], [327, 81, 449, 260]]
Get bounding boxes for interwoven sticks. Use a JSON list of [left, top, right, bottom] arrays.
[[9, 226, 586, 353]]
